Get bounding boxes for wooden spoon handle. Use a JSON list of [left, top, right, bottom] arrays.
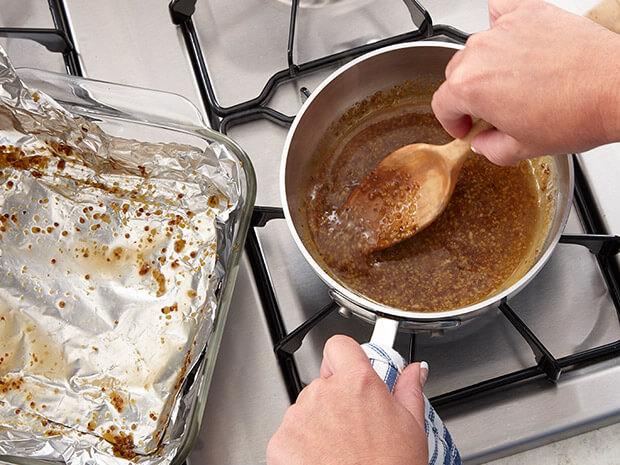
[[460, 119, 494, 146], [443, 119, 493, 166]]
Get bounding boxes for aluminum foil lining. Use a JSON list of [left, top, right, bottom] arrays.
[[0, 48, 242, 463]]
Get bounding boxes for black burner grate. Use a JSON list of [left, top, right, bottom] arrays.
[[168, 0, 620, 408], [0, 0, 82, 76], [169, 0, 470, 133]]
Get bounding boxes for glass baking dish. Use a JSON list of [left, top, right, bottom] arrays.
[[0, 68, 256, 465]]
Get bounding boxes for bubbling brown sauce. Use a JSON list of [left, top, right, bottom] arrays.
[[304, 101, 548, 312]]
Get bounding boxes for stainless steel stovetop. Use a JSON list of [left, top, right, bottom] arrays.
[[1, 1, 619, 464]]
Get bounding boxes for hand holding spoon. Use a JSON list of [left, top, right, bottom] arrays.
[[340, 119, 493, 252]]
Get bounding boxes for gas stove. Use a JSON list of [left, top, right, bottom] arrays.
[[1, 1, 619, 464]]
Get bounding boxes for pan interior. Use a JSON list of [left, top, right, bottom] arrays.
[[290, 79, 557, 313]]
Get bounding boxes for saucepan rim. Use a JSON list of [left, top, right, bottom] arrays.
[[280, 40, 574, 323]]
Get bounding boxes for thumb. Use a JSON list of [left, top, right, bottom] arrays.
[[392, 362, 427, 427], [319, 334, 372, 379]]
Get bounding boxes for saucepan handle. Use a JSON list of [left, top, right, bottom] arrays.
[[361, 316, 405, 393], [363, 316, 463, 464]]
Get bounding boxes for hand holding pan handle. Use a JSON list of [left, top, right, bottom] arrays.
[[360, 316, 462, 465], [361, 317, 404, 393]]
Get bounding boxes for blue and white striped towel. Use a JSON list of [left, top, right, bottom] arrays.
[[362, 342, 462, 465]]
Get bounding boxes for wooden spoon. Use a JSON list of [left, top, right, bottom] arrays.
[[339, 119, 493, 252]]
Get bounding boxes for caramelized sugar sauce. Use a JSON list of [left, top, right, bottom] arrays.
[[304, 101, 547, 312]]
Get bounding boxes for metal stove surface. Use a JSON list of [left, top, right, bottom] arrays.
[[1, 1, 619, 464]]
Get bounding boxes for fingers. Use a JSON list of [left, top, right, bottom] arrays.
[[392, 362, 427, 428], [443, 45, 464, 79], [471, 129, 529, 165], [431, 84, 472, 139], [319, 334, 372, 379]]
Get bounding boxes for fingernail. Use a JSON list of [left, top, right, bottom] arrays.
[[419, 361, 429, 387], [470, 145, 480, 154]]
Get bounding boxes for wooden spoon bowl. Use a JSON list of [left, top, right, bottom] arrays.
[[340, 119, 493, 252]]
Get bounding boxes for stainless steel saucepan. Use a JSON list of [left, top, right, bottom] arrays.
[[280, 42, 573, 351]]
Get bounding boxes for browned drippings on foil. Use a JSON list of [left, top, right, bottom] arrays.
[[0, 138, 222, 457], [303, 84, 550, 312], [103, 430, 137, 460]]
